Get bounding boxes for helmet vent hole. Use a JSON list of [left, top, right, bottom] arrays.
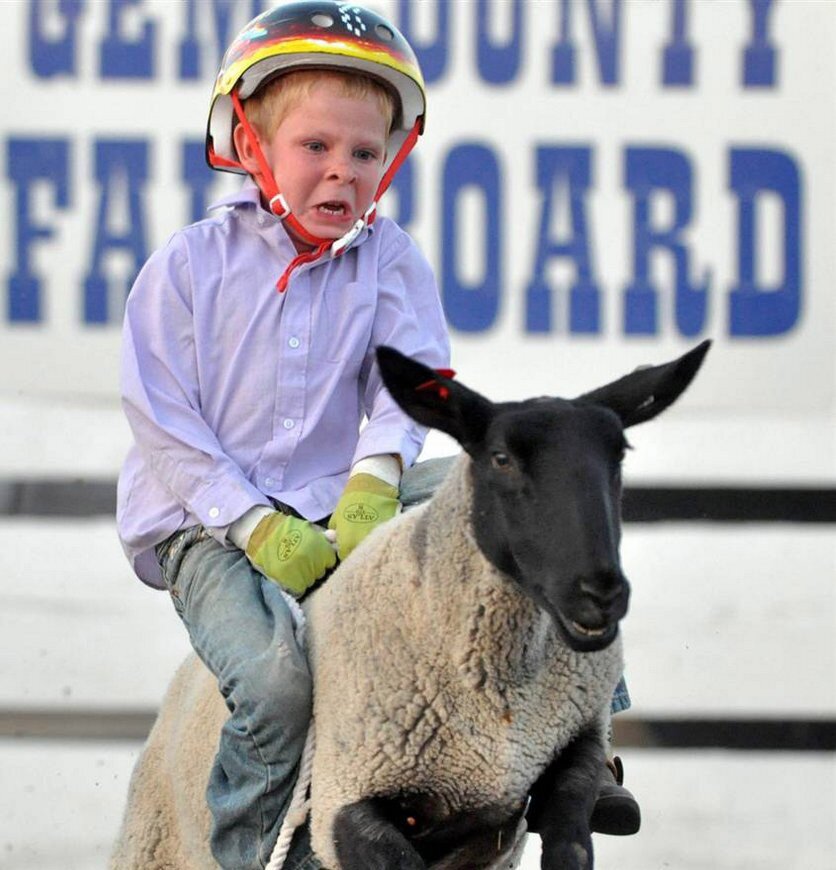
[[311, 12, 334, 28], [375, 23, 394, 41]]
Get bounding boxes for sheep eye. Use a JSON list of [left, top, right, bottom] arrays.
[[491, 451, 511, 470]]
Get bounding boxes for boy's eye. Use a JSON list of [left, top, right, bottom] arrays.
[[354, 149, 377, 162], [305, 141, 324, 153]]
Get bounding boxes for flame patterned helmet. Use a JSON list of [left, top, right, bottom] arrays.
[[206, 1, 426, 175]]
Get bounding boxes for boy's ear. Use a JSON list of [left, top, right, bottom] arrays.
[[232, 123, 262, 178], [376, 346, 494, 453]]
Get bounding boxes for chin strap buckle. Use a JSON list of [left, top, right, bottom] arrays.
[[330, 201, 378, 257], [269, 193, 291, 219], [330, 217, 365, 257]]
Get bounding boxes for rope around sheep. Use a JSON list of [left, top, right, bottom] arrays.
[[265, 592, 316, 870], [266, 721, 316, 869]]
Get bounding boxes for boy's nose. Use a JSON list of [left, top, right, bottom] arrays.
[[328, 155, 356, 183]]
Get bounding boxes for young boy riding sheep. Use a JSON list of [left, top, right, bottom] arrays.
[[115, 3, 638, 867]]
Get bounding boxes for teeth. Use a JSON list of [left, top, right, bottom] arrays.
[[318, 203, 345, 214], [571, 621, 607, 638]]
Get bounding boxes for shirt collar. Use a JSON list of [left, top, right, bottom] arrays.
[[207, 177, 262, 212]]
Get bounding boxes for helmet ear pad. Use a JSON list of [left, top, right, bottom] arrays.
[[207, 94, 248, 175]]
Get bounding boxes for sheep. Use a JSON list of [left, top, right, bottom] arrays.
[[111, 340, 710, 870]]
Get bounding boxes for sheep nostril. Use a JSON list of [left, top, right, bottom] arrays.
[[579, 577, 622, 606]]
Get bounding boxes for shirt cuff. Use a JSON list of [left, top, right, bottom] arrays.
[[226, 505, 275, 550], [355, 424, 425, 470]]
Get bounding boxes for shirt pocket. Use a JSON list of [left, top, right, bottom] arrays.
[[311, 280, 376, 367]]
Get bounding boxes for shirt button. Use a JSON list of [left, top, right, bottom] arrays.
[[283, 419, 295, 430], [208, 507, 220, 519], [288, 336, 300, 349], [257, 215, 266, 226], [264, 477, 275, 488]]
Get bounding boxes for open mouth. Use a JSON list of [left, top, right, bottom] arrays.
[[317, 201, 349, 217], [527, 583, 620, 651], [552, 607, 618, 650], [570, 621, 608, 639]]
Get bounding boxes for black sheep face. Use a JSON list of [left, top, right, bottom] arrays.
[[376, 340, 711, 653], [466, 398, 630, 652]]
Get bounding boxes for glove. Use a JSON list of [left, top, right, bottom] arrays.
[[328, 473, 400, 561], [246, 512, 337, 597]]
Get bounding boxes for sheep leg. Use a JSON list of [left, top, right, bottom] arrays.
[[526, 727, 606, 870], [333, 798, 426, 869]]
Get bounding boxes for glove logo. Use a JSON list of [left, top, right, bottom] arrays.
[[343, 502, 379, 524], [277, 530, 302, 561]]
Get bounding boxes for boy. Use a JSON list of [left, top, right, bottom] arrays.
[[118, 2, 637, 867], [118, 3, 448, 867]]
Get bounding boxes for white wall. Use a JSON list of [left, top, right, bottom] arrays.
[[1, 0, 835, 484], [0, 2, 834, 868]]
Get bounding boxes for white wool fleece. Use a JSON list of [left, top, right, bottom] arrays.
[[304, 455, 623, 870]]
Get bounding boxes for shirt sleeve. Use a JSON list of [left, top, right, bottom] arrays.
[[120, 235, 270, 538], [354, 227, 451, 468]]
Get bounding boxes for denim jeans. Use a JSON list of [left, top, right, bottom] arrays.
[[157, 527, 321, 870], [401, 456, 631, 716]]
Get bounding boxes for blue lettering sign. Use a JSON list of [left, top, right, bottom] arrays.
[[526, 146, 600, 334], [84, 140, 149, 324], [477, 0, 523, 85], [729, 148, 800, 336], [29, 0, 83, 78], [397, 0, 449, 84], [623, 147, 709, 336], [387, 155, 416, 231], [441, 144, 502, 332], [552, 0, 622, 86], [100, 0, 156, 78], [6, 138, 70, 323], [662, 0, 694, 86], [179, 0, 204, 80], [744, 0, 777, 87], [182, 139, 219, 224], [179, 0, 265, 80]]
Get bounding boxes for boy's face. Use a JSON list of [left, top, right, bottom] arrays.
[[251, 79, 388, 251]]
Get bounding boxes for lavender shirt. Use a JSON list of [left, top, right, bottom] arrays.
[[117, 181, 450, 587]]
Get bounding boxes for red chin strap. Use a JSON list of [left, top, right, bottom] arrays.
[[209, 88, 421, 293]]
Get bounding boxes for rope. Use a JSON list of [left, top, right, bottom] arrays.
[[265, 591, 317, 870], [266, 721, 316, 869]]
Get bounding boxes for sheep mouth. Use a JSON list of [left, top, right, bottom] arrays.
[[554, 609, 619, 652], [525, 581, 620, 651], [570, 620, 608, 639]]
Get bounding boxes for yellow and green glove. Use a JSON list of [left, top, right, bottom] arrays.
[[328, 473, 400, 561], [246, 512, 336, 597]]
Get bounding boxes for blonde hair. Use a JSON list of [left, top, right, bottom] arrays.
[[243, 69, 398, 142]]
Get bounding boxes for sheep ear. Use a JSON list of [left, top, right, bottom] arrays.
[[376, 346, 495, 451], [576, 340, 711, 428]]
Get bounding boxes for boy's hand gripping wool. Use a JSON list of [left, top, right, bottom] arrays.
[[246, 513, 337, 597], [328, 473, 400, 561]]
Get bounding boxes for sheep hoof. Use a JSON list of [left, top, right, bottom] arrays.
[[543, 839, 592, 870]]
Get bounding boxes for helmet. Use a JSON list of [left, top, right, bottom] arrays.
[[206, 0, 426, 176]]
